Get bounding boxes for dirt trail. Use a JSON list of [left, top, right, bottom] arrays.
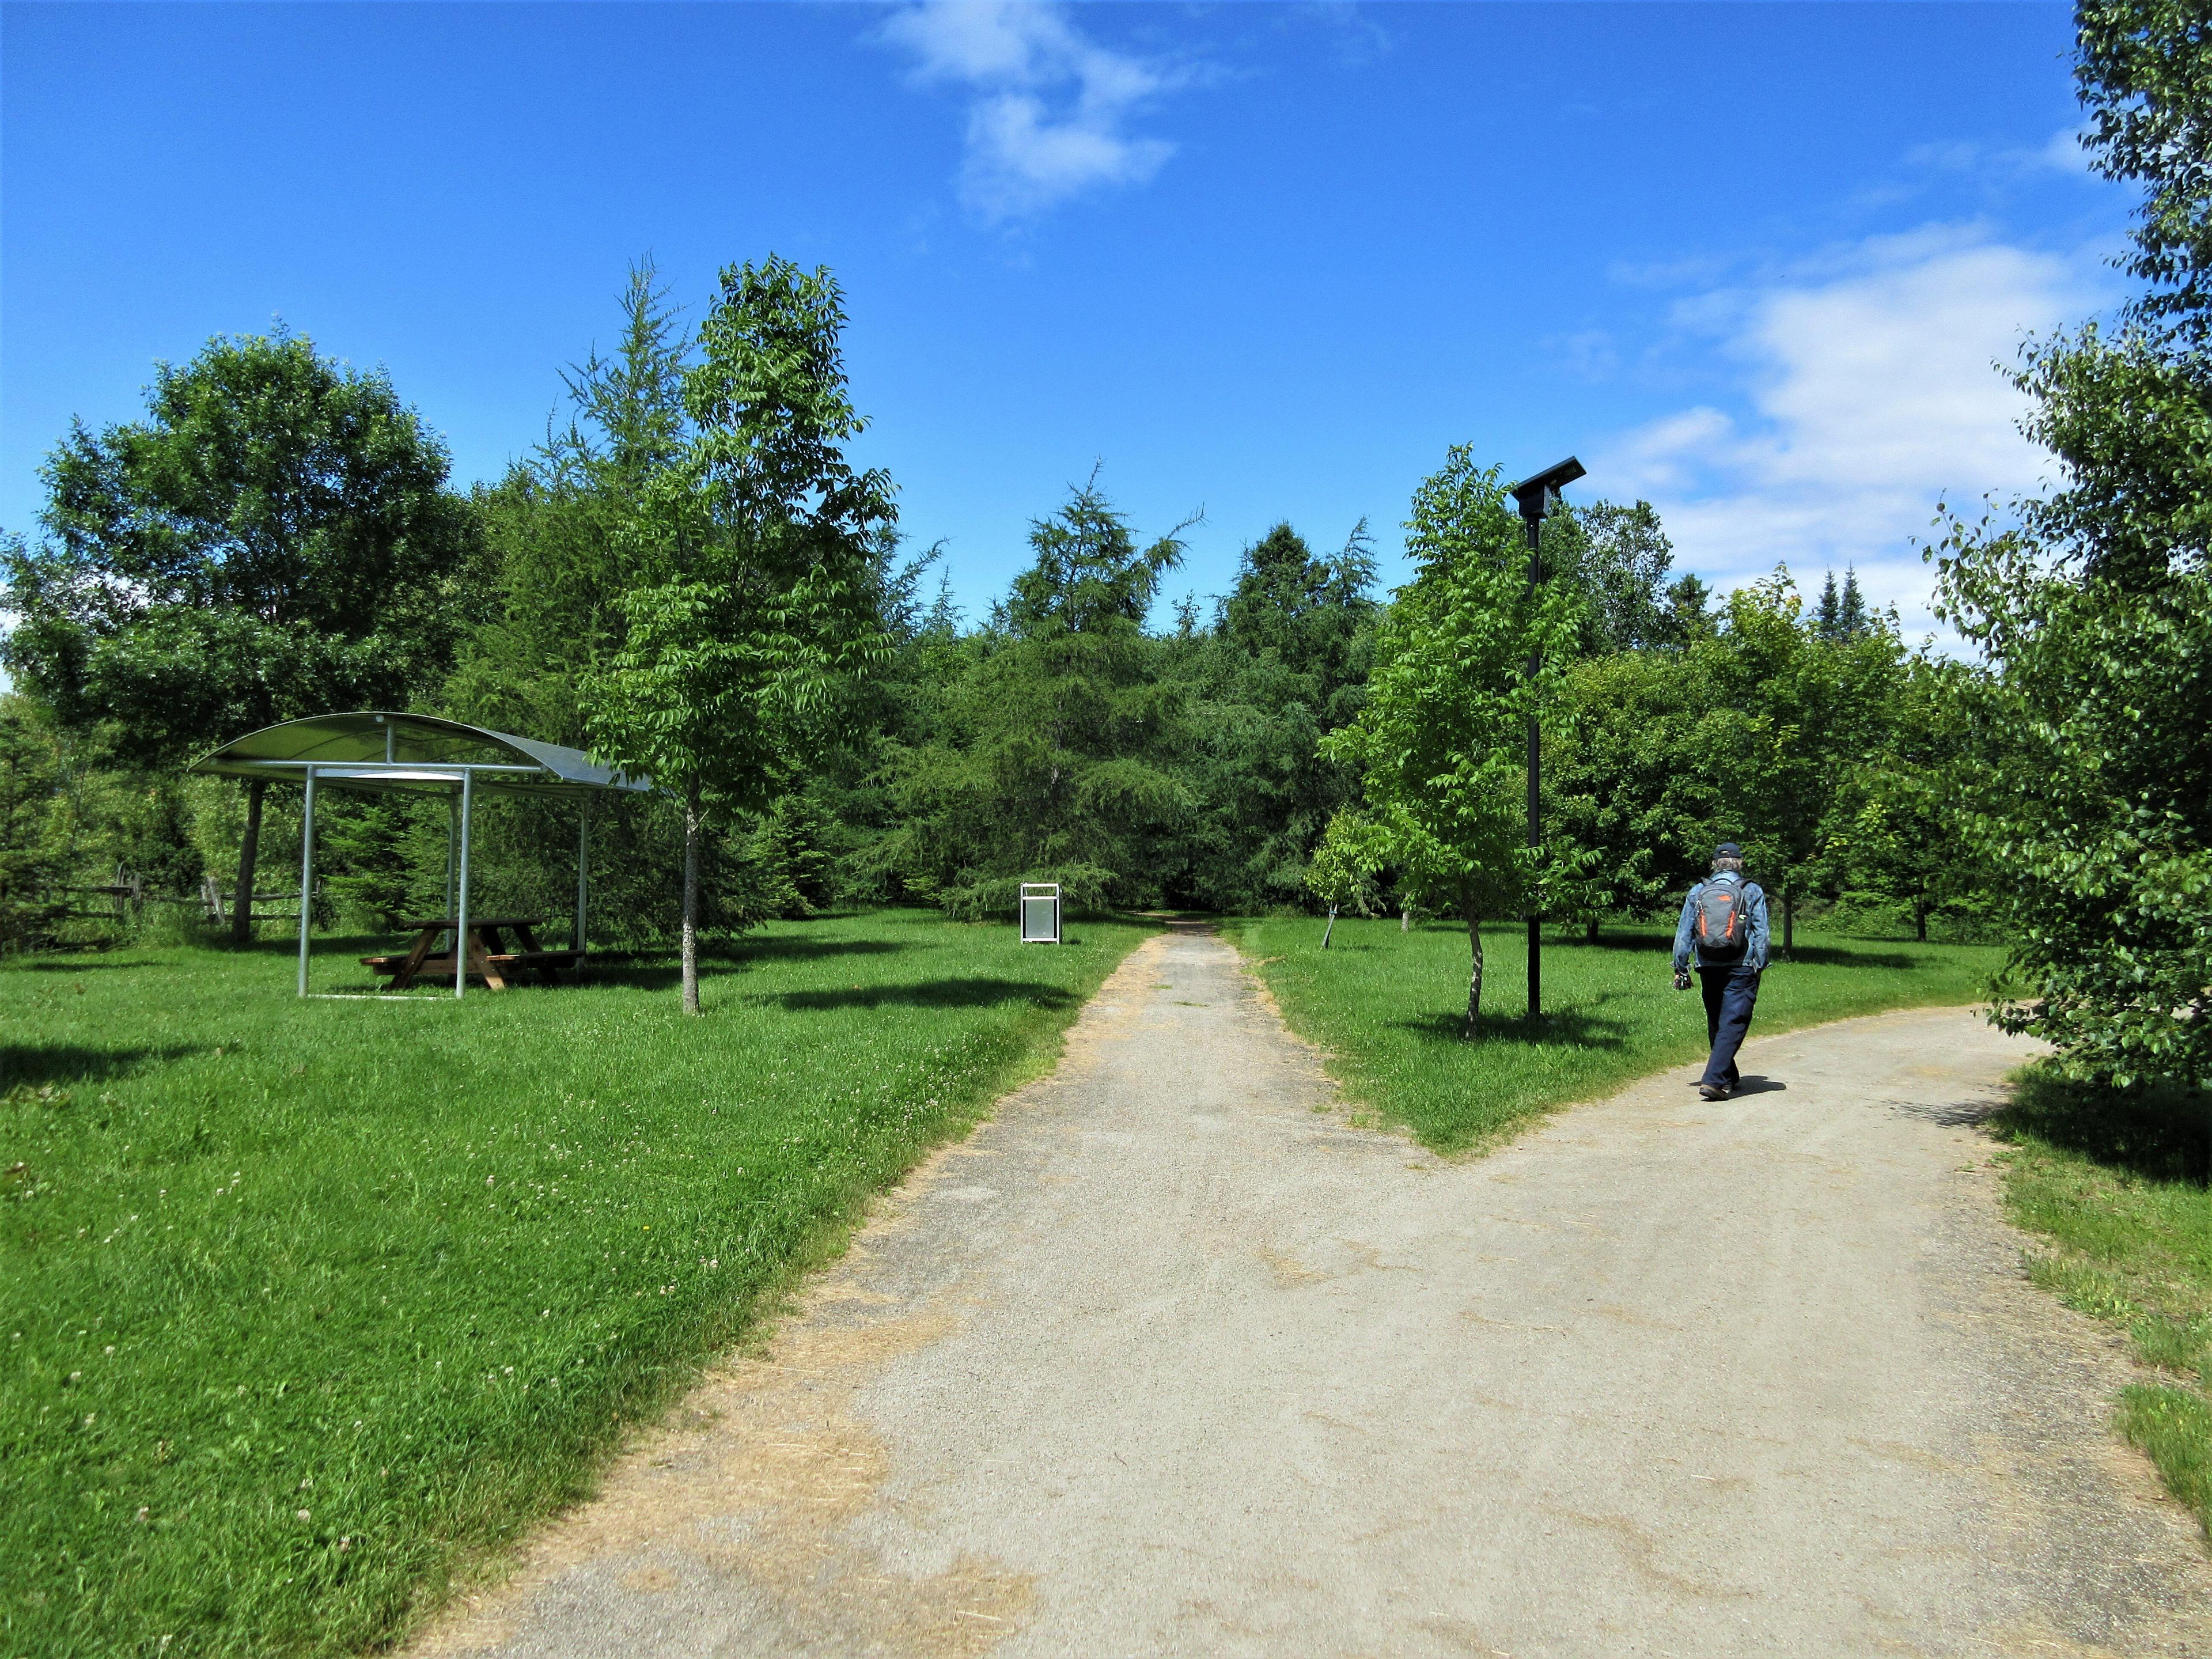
[[415, 928, 2212, 1658]]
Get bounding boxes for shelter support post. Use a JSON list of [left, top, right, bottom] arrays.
[[455, 769, 474, 1000], [297, 767, 317, 998], [444, 796, 457, 934], [575, 804, 589, 955], [1525, 513, 1542, 1024]]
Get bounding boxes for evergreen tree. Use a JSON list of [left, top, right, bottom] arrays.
[[449, 259, 691, 743], [892, 477, 1192, 915], [1816, 571, 1843, 641], [1658, 572, 1717, 648], [1838, 567, 1869, 639], [0, 693, 70, 951], [1175, 521, 1376, 909], [1814, 567, 1870, 642]]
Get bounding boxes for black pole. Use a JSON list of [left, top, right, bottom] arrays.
[[1506, 456, 1583, 1028], [1525, 509, 1542, 1023]]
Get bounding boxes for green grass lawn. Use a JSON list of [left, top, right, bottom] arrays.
[[1993, 1070, 2212, 1539], [1, 911, 1153, 1658], [1221, 915, 2007, 1153]]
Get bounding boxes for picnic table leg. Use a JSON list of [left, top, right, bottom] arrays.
[[389, 927, 440, 991], [512, 923, 563, 985], [469, 927, 512, 991]]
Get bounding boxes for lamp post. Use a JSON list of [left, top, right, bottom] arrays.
[[1507, 455, 1585, 1022]]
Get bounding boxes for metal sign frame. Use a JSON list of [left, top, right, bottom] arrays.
[[1018, 883, 1063, 945]]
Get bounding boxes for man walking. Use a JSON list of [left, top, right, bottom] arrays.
[[1671, 842, 1770, 1100]]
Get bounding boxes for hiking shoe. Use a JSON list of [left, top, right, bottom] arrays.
[[1698, 1084, 1727, 1101]]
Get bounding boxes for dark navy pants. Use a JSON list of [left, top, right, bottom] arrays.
[[1697, 964, 1762, 1090]]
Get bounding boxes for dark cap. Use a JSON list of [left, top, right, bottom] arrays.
[[1715, 842, 1742, 858]]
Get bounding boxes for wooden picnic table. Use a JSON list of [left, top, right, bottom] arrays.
[[360, 917, 585, 990]]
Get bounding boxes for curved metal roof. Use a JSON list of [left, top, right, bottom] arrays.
[[189, 712, 653, 798]]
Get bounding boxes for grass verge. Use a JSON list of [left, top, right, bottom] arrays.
[[1219, 915, 2006, 1153], [1, 910, 1152, 1657], [1991, 1067, 2212, 1539]]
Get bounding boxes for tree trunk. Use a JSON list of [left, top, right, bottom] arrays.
[[1462, 896, 1484, 1038], [230, 779, 266, 946], [1323, 905, 1337, 950], [1400, 904, 1410, 933], [1915, 898, 1929, 944], [1584, 916, 1600, 944], [1783, 884, 1795, 956], [681, 783, 702, 1016]]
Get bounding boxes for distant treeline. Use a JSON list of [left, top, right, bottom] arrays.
[[0, 263, 1966, 959]]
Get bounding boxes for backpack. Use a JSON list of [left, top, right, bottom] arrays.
[[1694, 877, 1754, 960]]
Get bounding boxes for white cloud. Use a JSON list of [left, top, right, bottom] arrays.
[[879, 1, 1181, 221], [2039, 125, 2093, 175], [1905, 126, 2094, 182], [1594, 226, 2104, 636]]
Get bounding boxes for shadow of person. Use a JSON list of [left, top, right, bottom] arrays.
[[1730, 1075, 1787, 1097]]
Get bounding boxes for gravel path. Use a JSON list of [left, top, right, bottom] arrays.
[[418, 927, 2212, 1658]]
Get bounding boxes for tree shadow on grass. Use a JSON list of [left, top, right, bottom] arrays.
[[1562, 933, 1926, 972], [1997, 1070, 2211, 1188], [296, 934, 919, 964], [1552, 930, 1673, 953], [1387, 1007, 1633, 1051], [2, 1044, 203, 1090], [554, 960, 684, 992], [726, 937, 915, 964], [1779, 945, 1921, 970], [4, 959, 151, 972], [365, 936, 923, 995], [762, 978, 1080, 1013]]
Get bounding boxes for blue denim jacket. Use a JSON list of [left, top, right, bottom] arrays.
[[1672, 873, 1770, 972]]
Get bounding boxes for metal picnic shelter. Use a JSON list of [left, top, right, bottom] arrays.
[[191, 713, 652, 998]]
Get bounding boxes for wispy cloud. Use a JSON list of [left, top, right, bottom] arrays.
[[1906, 124, 2094, 181], [878, 1, 1185, 222], [1292, 1, 1393, 67], [1594, 225, 2107, 635], [2039, 125, 2093, 175]]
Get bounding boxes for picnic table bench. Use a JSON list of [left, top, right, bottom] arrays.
[[361, 917, 585, 990]]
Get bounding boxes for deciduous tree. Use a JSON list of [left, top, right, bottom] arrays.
[[582, 257, 893, 1014], [1927, 0, 2212, 1087], [1323, 450, 1580, 1032], [2, 329, 480, 940]]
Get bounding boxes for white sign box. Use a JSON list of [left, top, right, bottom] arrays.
[[1019, 883, 1062, 944]]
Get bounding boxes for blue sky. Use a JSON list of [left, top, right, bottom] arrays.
[[2, 2, 2129, 639]]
